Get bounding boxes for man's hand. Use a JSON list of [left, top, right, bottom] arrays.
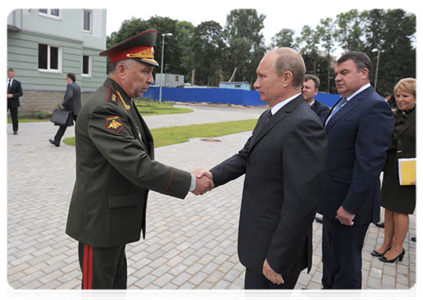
[[411, 177, 420, 187], [193, 169, 213, 181], [336, 206, 355, 226], [263, 259, 284, 285], [7, 94, 13, 99], [192, 169, 214, 195]]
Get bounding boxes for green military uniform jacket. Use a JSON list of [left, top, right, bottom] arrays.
[[66, 78, 192, 248]]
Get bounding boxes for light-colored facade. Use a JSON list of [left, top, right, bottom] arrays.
[[7, 9, 107, 112]]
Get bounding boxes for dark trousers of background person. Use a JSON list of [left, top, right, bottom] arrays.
[[53, 114, 77, 145], [78, 243, 127, 289], [7, 101, 19, 134], [321, 217, 369, 289]]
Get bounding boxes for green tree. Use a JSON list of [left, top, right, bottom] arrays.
[[363, 9, 416, 93], [223, 9, 267, 85], [270, 28, 297, 50], [315, 18, 337, 93], [335, 9, 366, 52], [175, 21, 196, 82], [191, 21, 226, 86]]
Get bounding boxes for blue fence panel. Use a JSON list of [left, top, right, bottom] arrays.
[[315, 93, 340, 107], [144, 87, 340, 107]]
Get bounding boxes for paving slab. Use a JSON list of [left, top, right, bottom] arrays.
[[6, 104, 416, 295]]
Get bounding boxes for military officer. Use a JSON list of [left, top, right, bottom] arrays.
[[65, 29, 214, 289]]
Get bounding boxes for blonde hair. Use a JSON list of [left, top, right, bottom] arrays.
[[394, 78, 416, 98]]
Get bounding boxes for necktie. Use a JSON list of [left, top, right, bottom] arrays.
[[325, 97, 347, 126], [264, 110, 272, 125]]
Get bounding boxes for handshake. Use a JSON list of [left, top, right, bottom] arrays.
[[191, 169, 214, 195]]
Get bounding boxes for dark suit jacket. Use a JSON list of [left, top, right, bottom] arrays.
[[62, 82, 82, 116], [318, 86, 393, 225], [7, 79, 23, 108], [310, 100, 330, 124], [210, 95, 327, 278], [395, 108, 416, 160], [66, 78, 192, 248]]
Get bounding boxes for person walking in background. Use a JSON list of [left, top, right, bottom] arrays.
[[194, 48, 327, 289], [318, 51, 393, 289], [7, 68, 23, 135], [49, 73, 82, 147], [371, 78, 416, 263], [302, 74, 330, 124]]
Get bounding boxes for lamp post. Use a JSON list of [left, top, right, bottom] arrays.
[[159, 33, 173, 102], [372, 48, 380, 91]]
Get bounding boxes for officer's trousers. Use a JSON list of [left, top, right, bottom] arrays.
[[78, 243, 127, 289]]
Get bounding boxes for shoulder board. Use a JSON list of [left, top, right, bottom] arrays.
[[103, 83, 131, 111], [104, 84, 119, 106]]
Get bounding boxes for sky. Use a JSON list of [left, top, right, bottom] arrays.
[[105, 0, 418, 50]]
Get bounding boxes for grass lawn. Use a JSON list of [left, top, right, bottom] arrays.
[[135, 99, 193, 115], [7, 100, 193, 123], [63, 119, 257, 148]]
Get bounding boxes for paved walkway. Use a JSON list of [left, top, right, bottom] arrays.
[[7, 104, 416, 297]]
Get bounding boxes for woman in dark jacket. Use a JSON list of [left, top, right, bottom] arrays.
[[371, 78, 416, 263]]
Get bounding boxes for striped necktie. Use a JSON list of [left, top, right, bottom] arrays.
[[325, 97, 347, 126]]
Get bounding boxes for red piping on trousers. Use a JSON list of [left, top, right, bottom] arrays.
[[83, 245, 93, 289]]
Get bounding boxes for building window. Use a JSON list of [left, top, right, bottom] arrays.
[[38, 44, 61, 72], [82, 55, 92, 77], [83, 10, 92, 33], [39, 9, 60, 18]]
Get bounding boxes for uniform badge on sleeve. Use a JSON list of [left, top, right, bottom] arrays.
[[106, 116, 123, 133]]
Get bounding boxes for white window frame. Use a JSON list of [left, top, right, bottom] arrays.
[[38, 9, 61, 19], [82, 10, 93, 33], [82, 55, 92, 77], [38, 44, 62, 73]]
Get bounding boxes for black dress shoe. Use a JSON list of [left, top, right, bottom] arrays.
[[379, 249, 405, 263], [301, 289, 327, 300], [315, 215, 323, 223], [375, 221, 385, 228], [13, 131, 18, 135], [411, 233, 420, 243], [371, 247, 391, 257], [49, 139, 59, 147]]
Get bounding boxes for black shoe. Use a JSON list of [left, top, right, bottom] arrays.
[[315, 215, 323, 223], [49, 139, 59, 147], [301, 289, 327, 300], [379, 249, 405, 263], [411, 233, 420, 243], [13, 131, 18, 135], [371, 247, 391, 257], [375, 221, 385, 228]]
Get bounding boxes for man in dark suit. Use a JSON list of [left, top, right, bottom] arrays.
[[49, 73, 82, 147], [7, 68, 23, 135], [318, 51, 393, 289], [65, 30, 214, 289], [302, 74, 330, 124], [194, 48, 327, 289]]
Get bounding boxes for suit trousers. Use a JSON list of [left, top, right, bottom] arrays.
[[245, 265, 303, 289], [7, 100, 19, 133], [321, 217, 369, 289], [54, 114, 77, 145], [78, 243, 127, 289]]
